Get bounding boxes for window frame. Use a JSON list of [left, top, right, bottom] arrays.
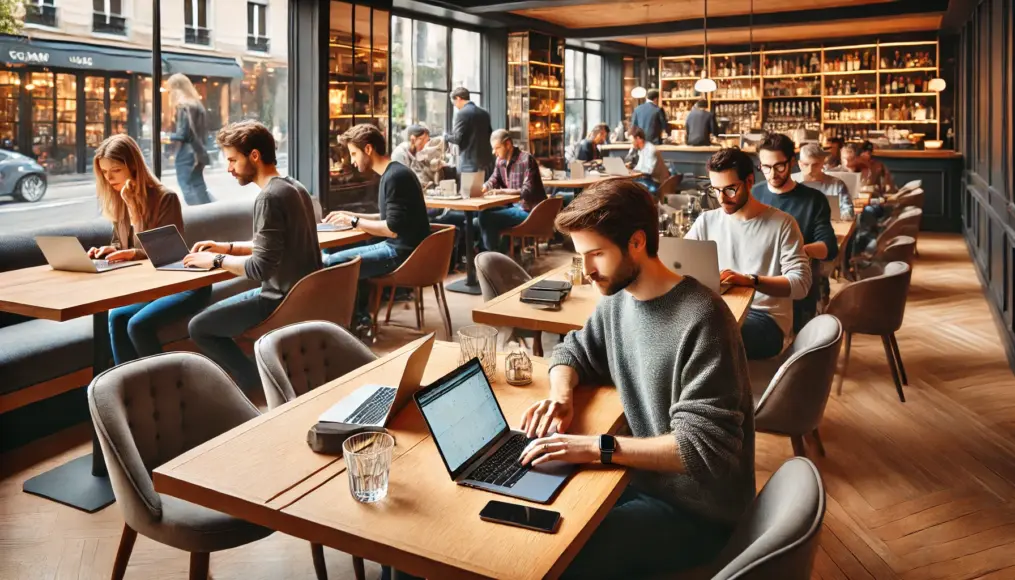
[[247, 1, 269, 52], [564, 48, 605, 144], [184, 0, 211, 46]]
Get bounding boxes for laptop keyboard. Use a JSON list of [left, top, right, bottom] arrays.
[[468, 433, 533, 488], [345, 387, 396, 424], [92, 259, 111, 268]]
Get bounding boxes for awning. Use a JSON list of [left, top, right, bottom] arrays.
[[0, 35, 244, 79]]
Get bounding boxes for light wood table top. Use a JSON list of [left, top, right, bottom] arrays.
[[423, 193, 520, 212], [154, 341, 629, 580], [317, 228, 372, 249], [833, 219, 856, 248], [544, 171, 642, 189], [473, 263, 755, 335]]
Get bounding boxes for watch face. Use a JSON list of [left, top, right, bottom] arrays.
[[600, 434, 616, 452]]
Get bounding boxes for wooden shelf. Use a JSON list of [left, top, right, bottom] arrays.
[[824, 94, 878, 99], [661, 97, 701, 101], [881, 92, 937, 97], [763, 73, 821, 79], [711, 97, 762, 101], [879, 67, 938, 73], [660, 77, 700, 81], [711, 75, 759, 80], [529, 110, 563, 115], [529, 86, 563, 91], [823, 70, 878, 76], [880, 119, 939, 124], [765, 94, 821, 98], [823, 120, 878, 124]]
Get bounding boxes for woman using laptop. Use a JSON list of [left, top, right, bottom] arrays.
[[87, 134, 212, 364]]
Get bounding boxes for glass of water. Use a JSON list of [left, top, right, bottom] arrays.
[[458, 324, 498, 379], [343, 432, 395, 503]]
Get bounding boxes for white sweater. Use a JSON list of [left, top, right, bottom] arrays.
[[685, 205, 811, 337]]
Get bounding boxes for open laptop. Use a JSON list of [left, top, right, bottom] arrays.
[[460, 172, 485, 198], [601, 156, 628, 177], [35, 236, 141, 273], [657, 237, 732, 294], [317, 223, 353, 233], [826, 194, 842, 222], [568, 160, 585, 179], [414, 358, 576, 504], [135, 225, 212, 272], [319, 333, 435, 427], [826, 170, 860, 200]]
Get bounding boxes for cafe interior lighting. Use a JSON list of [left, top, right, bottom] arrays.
[[928, 77, 947, 92], [696, 0, 716, 93], [631, 30, 648, 99]]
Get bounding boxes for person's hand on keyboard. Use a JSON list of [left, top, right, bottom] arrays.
[[519, 433, 599, 467]]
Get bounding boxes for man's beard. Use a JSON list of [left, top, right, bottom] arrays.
[[234, 164, 257, 186], [767, 172, 790, 189], [589, 256, 640, 296], [722, 193, 749, 215]]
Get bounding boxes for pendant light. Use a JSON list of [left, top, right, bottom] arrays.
[[631, 34, 648, 98], [694, 0, 717, 93]]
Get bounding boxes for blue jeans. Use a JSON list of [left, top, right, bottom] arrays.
[[635, 176, 659, 194], [477, 203, 530, 252], [187, 288, 279, 390], [176, 146, 212, 206], [562, 487, 732, 579], [741, 308, 785, 360], [108, 286, 212, 365], [323, 241, 404, 322]]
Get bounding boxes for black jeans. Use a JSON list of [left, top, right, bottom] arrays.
[[740, 308, 785, 360]]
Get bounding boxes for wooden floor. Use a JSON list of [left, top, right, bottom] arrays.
[[1, 233, 1014, 580]]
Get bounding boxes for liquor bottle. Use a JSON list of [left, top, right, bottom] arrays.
[[810, 52, 820, 72], [915, 77, 923, 93], [894, 50, 902, 68], [905, 53, 913, 68], [880, 55, 888, 69], [907, 77, 915, 93], [891, 76, 899, 93], [853, 51, 861, 71]]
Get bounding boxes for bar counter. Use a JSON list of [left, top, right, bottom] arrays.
[[601, 143, 963, 231]]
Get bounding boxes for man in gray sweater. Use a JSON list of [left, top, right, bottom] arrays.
[[685, 148, 811, 359], [519, 180, 755, 579]]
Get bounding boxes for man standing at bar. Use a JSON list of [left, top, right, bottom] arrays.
[[683, 100, 719, 146], [630, 88, 668, 145], [184, 121, 321, 390], [446, 87, 493, 179], [478, 129, 547, 252]]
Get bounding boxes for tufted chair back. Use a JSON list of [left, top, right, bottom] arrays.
[[88, 352, 259, 528], [255, 320, 378, 409]]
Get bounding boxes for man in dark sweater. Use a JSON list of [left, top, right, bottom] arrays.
[[630, 88, 668, 144], [185, 121, 322, 390], [519, 180, 755, 579], [323, 124, 432, 327], [752, 133, 837, 333], [446, 87, 493, 177], [575, 123, 609, 162], [684, 99, 719, 146]]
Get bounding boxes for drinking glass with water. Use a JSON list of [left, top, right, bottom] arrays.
[[343, 432, 395, 503]]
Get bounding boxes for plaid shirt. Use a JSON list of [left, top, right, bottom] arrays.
[[484, 147, 547, 211]]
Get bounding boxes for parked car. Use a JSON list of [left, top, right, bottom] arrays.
[[0, 149, 47, 202]]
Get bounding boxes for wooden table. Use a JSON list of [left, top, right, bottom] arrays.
[[472, 263, 755, 336], [423, 194, 521, 295], [0, 229, 371, 512], [154, 341, 629, 580], [832, 219, 856, 276], [543, 171, 641, 190]]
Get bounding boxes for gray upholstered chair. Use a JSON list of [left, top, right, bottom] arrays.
[[859, 235, 916, 279], [254, 320, 375, 580], [88, 352, 274, 580], [710, 457, 825, 579], [826, 261, 912, 402], [255, 320, 377, 410], [753, 315, 844, 458], [665, 193, 695, 210], [475, 251, 545, 356]]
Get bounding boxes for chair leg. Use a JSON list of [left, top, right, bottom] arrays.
[[532, 331, 544, 357], [384, 287, 396, 324], [189, 552, 210, 580], [836, 332, 852, 396], [370, 286, 384, 338], [418, 287, 426, 330], [889, 332, 908, 385], [533, 237, 540, 258], [353, 556, 366, 580], [435, 284, 453, 340], [790, 435, 807, 457], [413, 288, 423, 331], [111, 524, 137, 580], [508, 237, 515, 259], [881, 335, 906, 402], [311, 543, 328, 580], [811, 429, 827, 457]]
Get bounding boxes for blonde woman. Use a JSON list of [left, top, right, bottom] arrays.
[[167, 73, 212, 205], [88, 134, 211, 364]]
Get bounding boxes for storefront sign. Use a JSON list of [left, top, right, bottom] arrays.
[[8, 49, 50, 64], [68, 56, 94, 67]]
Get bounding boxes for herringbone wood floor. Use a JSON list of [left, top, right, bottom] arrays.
[[1, 233, 1013, 580]]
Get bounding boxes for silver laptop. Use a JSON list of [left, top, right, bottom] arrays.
[[601, 156, 628, 176], [460, 172, 485, 198], [414, 358, 576, 504], [826, 194, 842, 222], [135, 225, 212, 272], [317, 223, 353, 233], [826, 170, 860, 200], [657, 237, 732, 294], [319, 333, 435, 427], [35, 236, 141, 273], [568, 161, 585, 179]]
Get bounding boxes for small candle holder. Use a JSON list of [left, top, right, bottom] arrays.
[[504, 342, 533, 386]]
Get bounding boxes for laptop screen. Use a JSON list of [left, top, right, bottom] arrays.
[[417, 359, 508, 477], [136, 225, 189, 266]]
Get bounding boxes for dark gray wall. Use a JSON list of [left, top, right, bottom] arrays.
[[958, 0, 1014, 368], [289, 0, 329, 199], [483, 30, 508, 129], [604, 55, 623, 130]]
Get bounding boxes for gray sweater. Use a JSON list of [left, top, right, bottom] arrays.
[[549, 277, 756, 526]]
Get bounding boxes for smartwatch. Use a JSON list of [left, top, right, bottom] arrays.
[[212, 254, 226, 269], [750, 274, 760, 288], [599, 434, 617, 465], [351, 216, 360, 228]]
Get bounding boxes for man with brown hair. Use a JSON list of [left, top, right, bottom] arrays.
[[184, 120, 321, 390], [518, 180, 755, 578]]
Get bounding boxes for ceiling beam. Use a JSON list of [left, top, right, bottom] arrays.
[[455, 0, 628, 13]]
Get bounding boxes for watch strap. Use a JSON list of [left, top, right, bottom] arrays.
[[599, 434, 616, 465], [351, 216, 360, 228], [213, 254, 226, 269]]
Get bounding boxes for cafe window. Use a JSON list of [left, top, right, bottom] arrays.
[[390, 15, 481, 148], [93, 0, 127, 36], [0, 71, 19, 152], [247, 1, 269, 52], [24, 0, 58, 28], [564, 49, 604, 148], [185, 0, 212, 46]]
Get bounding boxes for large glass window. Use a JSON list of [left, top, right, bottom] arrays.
[[564, 49, 605, 148], [390, 16, 481, 148]]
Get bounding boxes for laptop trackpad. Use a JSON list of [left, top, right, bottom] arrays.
[[530, 459, 575, 477]]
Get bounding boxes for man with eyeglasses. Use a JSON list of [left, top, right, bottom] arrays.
[[752, 134, 838, 333], [685, 148, 810, 360]]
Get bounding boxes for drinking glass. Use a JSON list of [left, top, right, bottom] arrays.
[[458, 324, 498, 378], [343, 432, 395, 503]]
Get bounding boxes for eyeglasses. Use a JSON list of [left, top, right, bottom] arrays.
[[705, 182, 742, 200], [759, 162, 790, 174]]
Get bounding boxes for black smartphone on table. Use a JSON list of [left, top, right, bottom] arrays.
[[479, 500, 561, 533], [520, 288, 567, 305], [531, 280, 572, 293]]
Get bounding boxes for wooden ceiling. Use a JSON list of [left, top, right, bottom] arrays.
[[512, 0, 897, 30], [616, 13, 945, 49]]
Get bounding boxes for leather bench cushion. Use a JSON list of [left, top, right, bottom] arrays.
[[0, 317, 94, 396]]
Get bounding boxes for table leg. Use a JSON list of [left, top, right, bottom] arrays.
[[22, 311, 116, 513], [446, 209, 482, 295]]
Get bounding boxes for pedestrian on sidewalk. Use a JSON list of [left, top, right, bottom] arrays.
[[168, 73, 213, 206]]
